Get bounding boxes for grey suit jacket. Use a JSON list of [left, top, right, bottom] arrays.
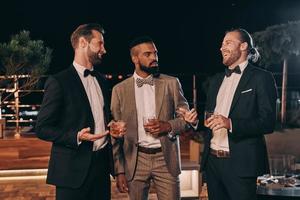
[[111, 74, 189, 181]]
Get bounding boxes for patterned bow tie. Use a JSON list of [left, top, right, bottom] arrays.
[[84, 69, 96, 77], [136, 77, 154, 87], [225, 66, 241, 77]]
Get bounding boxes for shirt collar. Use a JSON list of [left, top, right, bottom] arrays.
[[73, 61, 94, 76], [237, 60, 248, 73]]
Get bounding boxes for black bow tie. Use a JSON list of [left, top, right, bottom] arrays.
[[84, 69, 96, 77], [225, 66, 241, 77]]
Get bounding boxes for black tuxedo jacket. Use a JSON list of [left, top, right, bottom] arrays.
[[201, 63, 277, 177], [36, 66, 113, 188]]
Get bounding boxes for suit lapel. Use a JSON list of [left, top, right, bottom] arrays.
[[229, 64, 254, 114], [70, 67, 92, 110], [126, 77, 139, 142], [154, 77, 165, 118], [69, 66, 94, 124], [127, 77, 138, 116]]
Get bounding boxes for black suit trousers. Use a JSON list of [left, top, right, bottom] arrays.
[[56, 145, 111, 200], [205, 154, 257, 200]]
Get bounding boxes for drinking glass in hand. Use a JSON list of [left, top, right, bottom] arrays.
[[143, 115, 157, 134], [110, 120, 126, 136], [204, 111, 214, 127]]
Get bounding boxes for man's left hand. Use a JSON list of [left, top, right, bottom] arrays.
[[145, 120, 172, 137], [207, 114, 231, 132]]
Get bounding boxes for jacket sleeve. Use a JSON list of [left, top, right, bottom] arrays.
[[110, 86, 125, 175], [167, 78, 189, 137], [35, 76, 79, 149]]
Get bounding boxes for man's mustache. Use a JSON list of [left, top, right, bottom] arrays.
[[150, 61, 158, 66]]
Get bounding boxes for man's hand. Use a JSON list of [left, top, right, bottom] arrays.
[[78, 127, 109, 142], [108, 120, 127, 138], [206, 115, 231, 132], [116, 174, 129, 193], [144, 120, 172, 137], [177, 107, 198, 125]]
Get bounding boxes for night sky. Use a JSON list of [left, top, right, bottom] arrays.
[[1, 0, 300, 76]]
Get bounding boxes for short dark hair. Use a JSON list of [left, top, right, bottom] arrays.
[[129, 36, 154, 50], [70, 23, 105, 49], [227, 28, 260, 63]]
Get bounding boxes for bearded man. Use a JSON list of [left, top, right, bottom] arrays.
[[36, 23, 123, 200], [110, 36, 190, 200], [180, 28, 277, 200]]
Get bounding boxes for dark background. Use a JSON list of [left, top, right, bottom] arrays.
[[1, 0, 300, 127], [1, 0, 300, 76]]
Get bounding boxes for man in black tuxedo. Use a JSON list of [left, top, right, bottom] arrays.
[[179, 28, 277, 200], [36, 23, 123, 200]]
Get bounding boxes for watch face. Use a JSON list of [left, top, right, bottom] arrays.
[[167, 132, 176, 140]]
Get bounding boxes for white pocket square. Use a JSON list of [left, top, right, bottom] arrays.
[[241, 89, 252, 94]]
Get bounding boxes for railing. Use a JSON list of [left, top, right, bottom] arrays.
[[1, 71, 300, 134]]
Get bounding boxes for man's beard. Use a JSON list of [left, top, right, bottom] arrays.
[[222, 50, 241, 67], [140, 63, 160, 77], [88, 48, 102, 66]]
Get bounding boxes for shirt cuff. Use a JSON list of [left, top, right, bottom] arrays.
[[167, 130, 177, 140], [77, 131, 82, 145], [190, 120, 199, 130], [229, 118, 233, 133]]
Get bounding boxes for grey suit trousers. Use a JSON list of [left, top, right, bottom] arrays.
[[128, 151, 180, 200]]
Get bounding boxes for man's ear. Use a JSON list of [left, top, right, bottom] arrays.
[[79, 37, 87, 48], [131, 55, 138, 64], [240, 42, 248, 51]]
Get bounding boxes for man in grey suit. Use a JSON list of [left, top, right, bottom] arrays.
[[111, 36, 189, 200]]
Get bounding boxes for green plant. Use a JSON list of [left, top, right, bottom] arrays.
[[253, 21, 300, 124], [0, 30, 52, 103]]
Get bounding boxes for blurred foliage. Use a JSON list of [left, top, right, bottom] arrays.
[[253, 20, 300, 67], [253, 21, 300, 126], [0, 30, 52, 104]]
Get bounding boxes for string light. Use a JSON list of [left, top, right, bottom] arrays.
[[118, 75, 123, 79]]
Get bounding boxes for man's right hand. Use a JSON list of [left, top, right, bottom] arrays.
[[116, 174, 129, 193], [78, 127, 109, 142], [177, 107, 198, 125]]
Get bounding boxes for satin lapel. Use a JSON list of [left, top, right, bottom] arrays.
[[208, 73, 225, 110], [229, 65, 254, 114], [154, 78, 165, 118], [70, 66, 94, 119]]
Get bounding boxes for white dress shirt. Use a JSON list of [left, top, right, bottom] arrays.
[[134, 72, 161, 148], [210, 60, 248, 152], [73, 61, 107, 151]]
